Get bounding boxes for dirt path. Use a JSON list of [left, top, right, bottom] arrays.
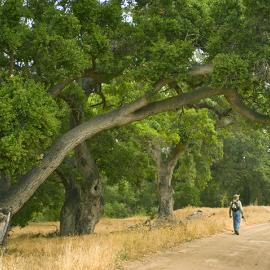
[[124, 223, 270, 270]]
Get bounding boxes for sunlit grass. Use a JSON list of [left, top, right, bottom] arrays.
[[1, 206, 269, 270]]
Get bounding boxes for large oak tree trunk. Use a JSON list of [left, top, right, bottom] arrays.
[[59, 185, 79, 236], [59, 142, 103, 236], [0, 173, 11, 244], [60, 185, 103, 235], [158, 166, 174, 219], [0, 208, 10, 246]]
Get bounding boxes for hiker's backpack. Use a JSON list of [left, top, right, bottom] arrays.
[[231, 201, 240, 212]]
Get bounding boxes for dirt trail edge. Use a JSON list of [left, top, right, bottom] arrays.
[[124, 223, 270, 270]]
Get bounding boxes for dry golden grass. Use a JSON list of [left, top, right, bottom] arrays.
[[1, 206, 270, 270]]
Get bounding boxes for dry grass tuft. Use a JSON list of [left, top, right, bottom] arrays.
[[1, 206, 269, 270]]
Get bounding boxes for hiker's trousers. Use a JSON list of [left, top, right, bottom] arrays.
[[233, 210, 241, 231]]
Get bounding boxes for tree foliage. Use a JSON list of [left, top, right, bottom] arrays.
[[0, 77, 64, 176], [202, 125, 270, 206]]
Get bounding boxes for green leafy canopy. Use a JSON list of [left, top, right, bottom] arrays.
[[0, 77, 64, 175]]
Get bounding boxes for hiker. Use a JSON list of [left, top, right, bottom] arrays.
[[229, 194, 244, 235]]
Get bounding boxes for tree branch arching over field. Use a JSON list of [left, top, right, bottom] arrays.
[[1, 0, 270, 242], [0, 84, 269, 215]]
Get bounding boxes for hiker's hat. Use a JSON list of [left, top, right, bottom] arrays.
[[233, 194, 240, 199]]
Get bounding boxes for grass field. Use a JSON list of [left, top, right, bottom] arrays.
[[1, 206, 270, 270]]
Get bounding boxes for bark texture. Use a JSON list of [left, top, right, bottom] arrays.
[[0, 209, 11, 245], [59, 142, 103, 236], [150, 143, 186, 219], [158, 166, 175, 219]]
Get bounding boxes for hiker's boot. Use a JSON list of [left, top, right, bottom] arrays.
[[235, 230, 239, 235]]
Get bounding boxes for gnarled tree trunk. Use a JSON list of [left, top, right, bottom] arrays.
[[0, 209, 11, 246], [149, 142, 186, 219], [59, 184, 103, 235], [57, 89, 104, 236], [0, 173, 11, 245], [59, 185, 79, 236], [158, 166, 175, 219], [58, 142, 103, 236]]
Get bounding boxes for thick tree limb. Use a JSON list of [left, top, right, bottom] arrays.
[[119, 96, 148, 116], [49, 65, 213, 97], [187, 103, 232, 119], [225, 91, 270, 124], [0, 209, 11, 245], [0, 86, 222, 214], [132, 86, 224, 118], [1, 86, 269, 214], [49, 69, 116, 97], [49, 78, 76, 97], [189, 64, 214, 76]]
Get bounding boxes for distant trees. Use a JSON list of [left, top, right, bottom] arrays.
[[202, 125, 270, 207]]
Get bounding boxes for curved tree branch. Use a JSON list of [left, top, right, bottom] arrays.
[[48, 64, 214, 97], [0, 86, 223, 214], [48, 69, 112, 97], [49, 78, 77, 97], [225, 90, 270, 124], [1, 86, 269, 214], [132, 86, 224, 118], [187, 103, 232, 119], [189, 64, 214, 76]]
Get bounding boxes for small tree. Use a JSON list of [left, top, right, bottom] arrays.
[[135, 109, 223, 218]]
